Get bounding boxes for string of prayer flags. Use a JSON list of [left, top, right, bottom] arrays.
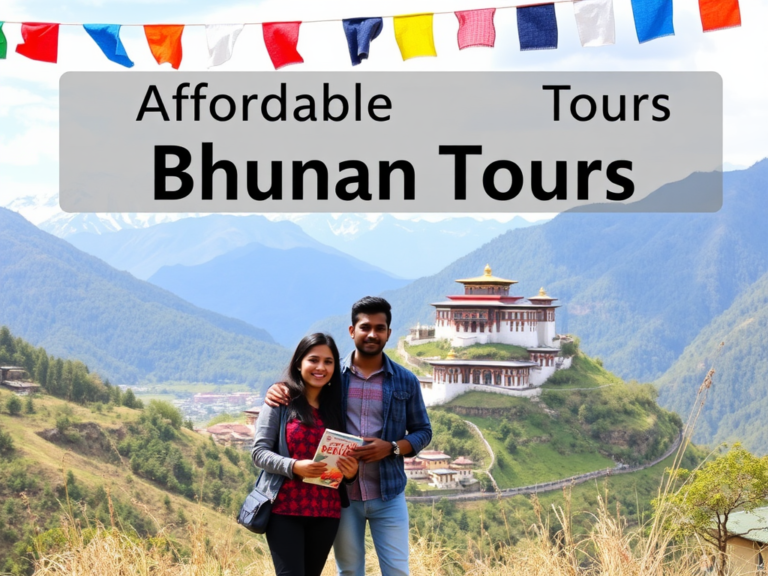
[[573, 0, 616, 46], [394, 14, 437, 60], [0, 23, 6, 59], [517, 5, 558, 50], [144, 24, 184, 69], [699, 0, 741, 31], [83, 24, 134, 68], [630, 0, 674, 42], [342, 18, 383, 66], [262, 22, 304, 70], [455, 9, 496, 49], [205, 24, 244, 68], [16, 23, 59, 63]]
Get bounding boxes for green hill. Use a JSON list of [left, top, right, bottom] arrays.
[[0, 388, 258, 575], [0, 208, 288, 386], [657, 268, 768, 453], [391, 343, 682, 489]]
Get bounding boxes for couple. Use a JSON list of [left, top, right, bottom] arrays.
[[251, 296, 433, 576]]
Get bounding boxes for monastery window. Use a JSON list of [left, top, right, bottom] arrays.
[[484, 372, 492, 386]]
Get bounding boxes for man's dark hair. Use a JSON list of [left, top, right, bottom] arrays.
[[351, 296, 392, 328]]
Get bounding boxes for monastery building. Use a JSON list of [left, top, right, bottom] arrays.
[[409, 265, 572, 406]]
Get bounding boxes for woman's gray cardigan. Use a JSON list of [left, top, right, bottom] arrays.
[[250, 403, 352, 507], [250, 404, 294, 501]]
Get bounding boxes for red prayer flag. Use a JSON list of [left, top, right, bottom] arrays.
[[144, 25, 184, 69], [262, 22, 304, 70], [16, 23, 59, 63], [699, 0, 741, 31]]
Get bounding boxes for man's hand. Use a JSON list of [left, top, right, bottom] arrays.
[[293, 459, 327, 479], [264, 383, 291, 407], [337, 455, 359, 480], [353, 438, 394, 463]]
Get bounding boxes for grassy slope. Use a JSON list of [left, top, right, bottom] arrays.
[[462, 414, 615, 488], [0, 390, 260, 571], [416, 346, 682, 489]]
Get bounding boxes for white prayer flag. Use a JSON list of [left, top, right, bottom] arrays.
[[205, 24, 244, 68], [573, 0, 615, 47]]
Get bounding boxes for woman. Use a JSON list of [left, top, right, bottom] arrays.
[[251, 333, 358, 576]]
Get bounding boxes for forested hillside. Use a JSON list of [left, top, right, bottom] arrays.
[[657, 269, 768, 453], [0, 208, 287, 385], [334, 163, 768, 383]]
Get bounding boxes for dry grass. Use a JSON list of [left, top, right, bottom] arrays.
[[30, 362, 723, 576]]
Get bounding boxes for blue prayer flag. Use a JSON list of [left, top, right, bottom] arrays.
[[84, 24, 134, 68], [342, 18, 383, 66], [517, 5, 558, 51], [630, 0, 674, 43]]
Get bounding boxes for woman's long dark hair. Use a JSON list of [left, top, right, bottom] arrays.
[[282, 333, 343, 430]]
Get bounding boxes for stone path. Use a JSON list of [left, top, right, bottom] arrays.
[[463, 419, 500, 493], [406, 432, 683, 503]]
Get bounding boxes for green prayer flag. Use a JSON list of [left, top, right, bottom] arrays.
[[0, 22, 6, 59]]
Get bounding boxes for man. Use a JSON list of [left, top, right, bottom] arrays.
[[265, 296, 432, 576]]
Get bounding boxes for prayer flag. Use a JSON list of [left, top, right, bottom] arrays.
[[262, 22, 304, 69], [455, 9, 496, 49], [205, 24, 244, 68], [573, 0, 616, 46], [393, 14, 437, 60], [630, 0, 674, 43], [699, 0, 741, 31], [517, 5, 558, 51], [83, 24, 134, 68], [342, 18, 383, 66], [0, 22, 6, 59], [144, 25, 184, 69], [16, 23, 59, 63]]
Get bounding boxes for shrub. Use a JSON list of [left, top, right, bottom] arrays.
[[5, 395, 21, 416], [24, 396, 35, 414], [0, 428, 14, 453]]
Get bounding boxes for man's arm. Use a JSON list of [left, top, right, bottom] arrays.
[[401, 375, 432, 457], [264, 382, 291, 407]]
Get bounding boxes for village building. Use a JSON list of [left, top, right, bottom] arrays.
[[449, 456, 475, 481], [0, 366, 41, 395], [407, 265, 573, 406], [201, 423, 255, 449], [429, 468, 460, 489], [415, 450, 452, 470], [243, 406, 261, 426], [725, 506, 768, 575], [406, 453, 479, 491], [404, 458, 429, 480]]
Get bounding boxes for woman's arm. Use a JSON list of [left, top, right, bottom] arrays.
[[250, 404, 296, 479]]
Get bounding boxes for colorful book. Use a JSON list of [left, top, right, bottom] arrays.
[[304, 429, 365, 489]]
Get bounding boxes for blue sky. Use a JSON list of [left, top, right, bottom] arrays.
[[0, 0, 765, 221]]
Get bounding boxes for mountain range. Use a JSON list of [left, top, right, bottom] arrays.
[[0, 207, 288, 385], [67, 214, 344, 280], [291, 213, 540, 278], [148, 242, 410, 346]]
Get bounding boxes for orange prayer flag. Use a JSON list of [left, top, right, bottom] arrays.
[[144, 25, 184, 69], [699, 0, 741, 31]]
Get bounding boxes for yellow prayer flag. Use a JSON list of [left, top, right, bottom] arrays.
[[393, 14, 436, 60]]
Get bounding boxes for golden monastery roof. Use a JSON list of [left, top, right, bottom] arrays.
[[456, 264, 517, 285], [529, 287, 557, 300]]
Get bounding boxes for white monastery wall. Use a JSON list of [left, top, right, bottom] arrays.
[[538, 321, 558, 347]]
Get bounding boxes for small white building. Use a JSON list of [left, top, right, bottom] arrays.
[[404, 458, 429, 480], [429, 468, 461, 489]]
